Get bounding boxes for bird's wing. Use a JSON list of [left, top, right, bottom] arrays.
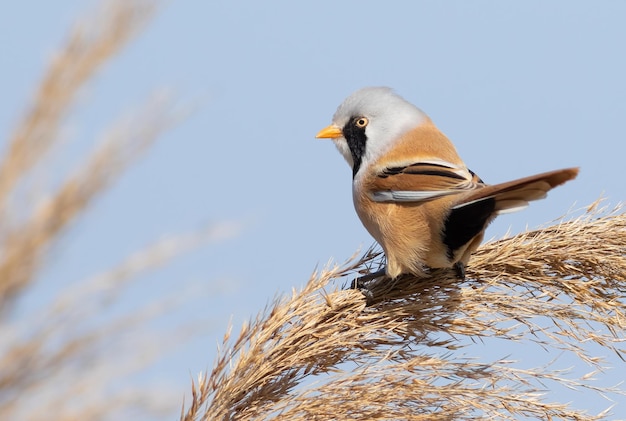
[[368, 159, 484, 203]]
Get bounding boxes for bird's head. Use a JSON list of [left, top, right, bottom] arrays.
[[316, 87, 429, 177]]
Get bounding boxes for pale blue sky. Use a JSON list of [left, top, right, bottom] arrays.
[[2, 1, 625, 419]]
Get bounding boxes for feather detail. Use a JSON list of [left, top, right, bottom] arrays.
[[452, 168, 580, 213], [370, 189, 459, 202], [368, 159, 481, 203]]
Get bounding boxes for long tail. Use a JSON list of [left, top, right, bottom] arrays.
[[456, 167, 579, 214], [442, 167, 579, 267]]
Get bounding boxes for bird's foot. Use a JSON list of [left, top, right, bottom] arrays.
[[350, 267, 387, 304], [351, 267, 387, 290], [453, 261, 466, 280]]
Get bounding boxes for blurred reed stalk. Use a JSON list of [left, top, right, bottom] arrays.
[[0, 0, 158, 307], [182, 201, 625, 420], [0, 0, 235, 419]]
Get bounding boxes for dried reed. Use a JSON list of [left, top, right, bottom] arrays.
[[182, 201, 625, 420]]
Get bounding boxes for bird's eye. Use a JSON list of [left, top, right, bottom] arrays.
[[355, 117, 369, 128]]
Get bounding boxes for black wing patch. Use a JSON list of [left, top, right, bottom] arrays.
[[442, 197, 495, 260], [378, 162, 468, 181]]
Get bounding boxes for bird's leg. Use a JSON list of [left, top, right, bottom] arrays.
[[350, 267, 388, 304], [453, 261, 466, 280], [351, 267, 387, 289]]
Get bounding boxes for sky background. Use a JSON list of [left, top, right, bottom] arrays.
[[2, 0, 625, 419]]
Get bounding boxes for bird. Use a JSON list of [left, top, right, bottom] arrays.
[[316, 87, 578, 281]]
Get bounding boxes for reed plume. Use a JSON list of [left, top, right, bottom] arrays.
[[182, 201, 625, 420]]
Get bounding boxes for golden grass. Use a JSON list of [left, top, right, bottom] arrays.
[[182, 201, 625, 420]]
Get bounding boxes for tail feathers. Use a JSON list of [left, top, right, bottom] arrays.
[[454, 167, 579, 214], [494, 200, 528, 214]]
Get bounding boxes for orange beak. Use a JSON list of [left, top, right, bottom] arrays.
[[315, 125, 343, 139]]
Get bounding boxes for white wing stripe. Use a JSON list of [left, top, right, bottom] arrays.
[[370, 190, 460, 203]]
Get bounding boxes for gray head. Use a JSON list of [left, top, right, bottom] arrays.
[[316, 87, 429, 177]]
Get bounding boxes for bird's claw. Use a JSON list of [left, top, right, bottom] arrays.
[[453, 261, 466, 280]]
